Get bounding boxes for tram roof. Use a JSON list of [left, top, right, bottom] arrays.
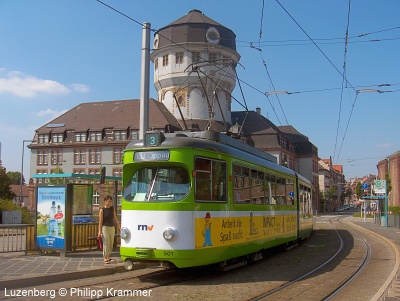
[[127, 130, 299, 178]]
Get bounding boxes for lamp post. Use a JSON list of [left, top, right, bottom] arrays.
[[20, 139, 34, 207]]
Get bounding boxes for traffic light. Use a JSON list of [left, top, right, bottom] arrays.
[[100, 166, 106, 184]]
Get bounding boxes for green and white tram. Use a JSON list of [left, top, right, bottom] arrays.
[[120, 130, 315, 269]]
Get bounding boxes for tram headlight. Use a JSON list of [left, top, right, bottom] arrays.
[[163, 227, 176, 241], [120, 227, 131, 240]]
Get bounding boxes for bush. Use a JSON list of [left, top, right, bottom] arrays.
[[352, 212, 374, 218], [389, 206, 400, 215], [0, 199, 34, 224]]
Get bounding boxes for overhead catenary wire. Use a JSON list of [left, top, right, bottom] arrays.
[[237, 25, 400, 47], [333, 0, 352, 161], [96, 0, 398, 177], [96, 0, 253, 123]]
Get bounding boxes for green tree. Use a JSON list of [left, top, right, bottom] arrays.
[[6, 171, 23, 185], [324, 185, 337, 211], [355, 182, 363, 200], [0, 199, 34, 224], [0, 167, 16, 200], [319, 190, 327, 213], [385, 172, 392, 195], [48, 166, 65, 185]]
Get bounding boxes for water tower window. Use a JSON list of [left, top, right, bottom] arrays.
[[209, 52, 218, 63], [192, 51, 201, 64], [162, 55, 169, 67], [175, 52, 183, 64]]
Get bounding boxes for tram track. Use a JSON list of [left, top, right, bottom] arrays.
[[0, 264, 214, 300], [250, 216, 397, 301], [0, 216, 397, 301]]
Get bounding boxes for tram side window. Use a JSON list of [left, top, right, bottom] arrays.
[[305, 187, 312, 217], [195, 157, 226, 202], [251, 169, 265, 204], [286, 179, 295, 206], [299, 185, 304, 215], [299, 185, 312, 218], [233, 164, 250, 204], [264, 173, 273, 204], [276, 177, 286, 205], [212, 160, 226, 201], [269, 175, 277, 205]]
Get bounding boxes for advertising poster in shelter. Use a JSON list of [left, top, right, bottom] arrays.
[[72, 184, 92, 215], [36, 186, 66, 249]]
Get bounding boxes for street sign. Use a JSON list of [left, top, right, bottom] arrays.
[[374, 180, 386, 194], [361, 183, 368, 190]]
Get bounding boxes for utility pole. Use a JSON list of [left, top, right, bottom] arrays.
[[139, 22, 151, 140]]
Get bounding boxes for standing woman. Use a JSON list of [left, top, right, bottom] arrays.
[[98, 195, 120, 263]]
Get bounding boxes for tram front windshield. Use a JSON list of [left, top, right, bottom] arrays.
[[123, 166, 190, 202]]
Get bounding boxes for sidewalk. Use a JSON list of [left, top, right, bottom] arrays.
[[0, 250, 124, 290]]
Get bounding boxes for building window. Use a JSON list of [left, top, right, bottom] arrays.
[[52, 133, 63, 143], [90, 131, 102, 141], [93, 190, 100, 206], [162, 54, 169, 67], [89, 148, 101, 164], [38, 134, 49, 144], [175, 52, 183, 64], [36, 169, 48, 184], [154, 58, 158, 70], [75, 132, 86, 142], [37, 151, 48, 165], [113, 168, 123, 178], [73, 168, 85, 175], [51, 150, 63, 165], [113, 148, 124, 164], [130, 130, 138, 140], [209, 52, 217, 63], [222, 55, 231, 67], [74, 149, 85, 164], [114, 130, 127, 141], [192, 51, 201, 64], [88, 168, 100, 181]]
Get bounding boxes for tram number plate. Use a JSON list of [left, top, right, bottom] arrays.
[[164, 251, 174, 257]]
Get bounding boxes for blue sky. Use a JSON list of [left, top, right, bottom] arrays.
[[1, 0, 399, 181]]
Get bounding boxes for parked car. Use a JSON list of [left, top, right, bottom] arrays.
[[73, 216, 96, 224]]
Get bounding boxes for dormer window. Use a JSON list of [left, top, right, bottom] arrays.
[[52, 133, 63, 143], [114, 130, 127, 141], [90, 131, 102, 141], [38, 134, 49, 144], [75, 132, 86, 142]]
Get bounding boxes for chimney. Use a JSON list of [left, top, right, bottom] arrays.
[[256, 107, 261, 115]]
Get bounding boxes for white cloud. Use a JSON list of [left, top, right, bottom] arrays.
[[36, 108, 68, 121], [0, 69, 89, 97], [70, 83, 90, 93]]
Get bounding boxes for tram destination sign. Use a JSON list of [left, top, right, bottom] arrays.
[[134, 150, 170, 162]]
